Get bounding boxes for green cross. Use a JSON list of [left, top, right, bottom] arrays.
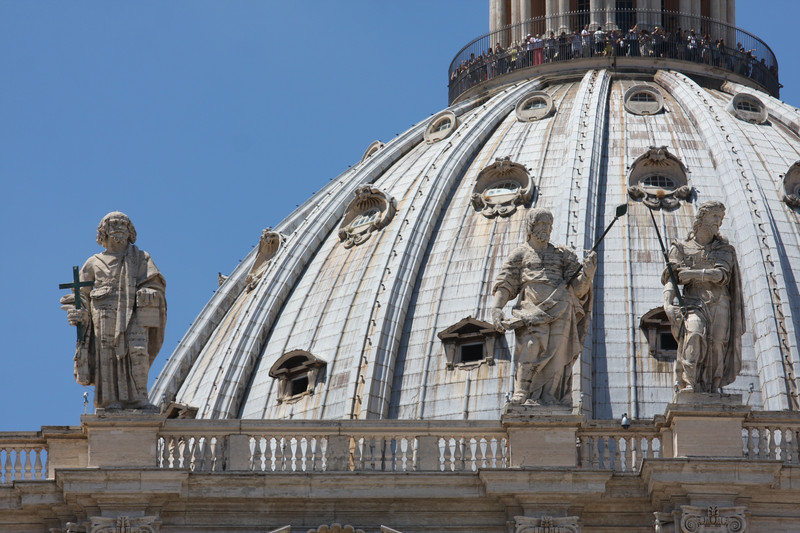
[[59, 266, 94, 341]]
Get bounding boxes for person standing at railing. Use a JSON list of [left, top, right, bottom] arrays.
[[627, 24, 640, 57], [545, 31, 557, 62], [653, 27, 665, 58], [687, 29, 699, 62], [572, 29, 582, 59], [496, 43, 506, 74], [581, 24, 592, 57], [558, 31, 570, 61], [532, 34, 544, 65], [594, 26, 605, 56]]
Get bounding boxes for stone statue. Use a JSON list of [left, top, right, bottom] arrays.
[[60, 212, 166, 409], [491, 208, 596, 406], [662, 201, 744, 393]]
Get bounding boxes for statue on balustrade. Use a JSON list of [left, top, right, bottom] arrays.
[[491, 208, 596, 406], [60, 212, 166, 409], [662, 201, 744, 393]]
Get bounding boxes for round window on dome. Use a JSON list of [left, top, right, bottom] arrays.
[[623, 85, 664, 115], [338, 185, 397, 248], [729, 93, 767, 124], [424, 111, 458, 143], [483, 180, 521, 202], [515, 91, 555, 122], [471, 157, 533, 218], [627, 146, 691, 210]]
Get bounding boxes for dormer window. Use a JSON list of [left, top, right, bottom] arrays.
[[640, 308, 678, 362], [471, 157, 533, 218], [424, 111, 458, 143], [438, 317, 499, 370], [338, 185, 397, 248], [627, 146, 692, 210], [269, 350, 326, 403]]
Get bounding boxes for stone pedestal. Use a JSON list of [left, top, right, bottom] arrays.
[[83, 411, 162, 468], [664, 392, 749, 458], [502, 404, 582, 467]]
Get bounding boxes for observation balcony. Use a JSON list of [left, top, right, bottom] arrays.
[[448, 9, 779, 104]]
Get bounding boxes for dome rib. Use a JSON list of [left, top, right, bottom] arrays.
[[657, 69, 798, 410], [361, 82, 536, 419]]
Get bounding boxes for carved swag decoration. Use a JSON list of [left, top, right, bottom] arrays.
[[246, 228, 286, 291], [513, 516, 581, 533], [471, 156, 534, 218], [627, 146, 692, 210], [338, 185, 397, 248]]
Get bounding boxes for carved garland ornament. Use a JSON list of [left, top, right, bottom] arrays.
[[514, 516, 581, 533], [245, 228, 287, 291], [338, 185, 397, 248], [471, 156, 533, 218], [627, 146, 692, 210], [679, 506, 747, 533]]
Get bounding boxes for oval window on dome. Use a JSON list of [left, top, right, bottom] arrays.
[[471, 157, 533, 218], [515, 91, 555, 122], [627, 146, 691, 210], [338, 185, 397, 248], [624, 85, 664, 115], [424, 111, 458, 143], [360, 140, 384, 162], [729, 93, 767, 124]]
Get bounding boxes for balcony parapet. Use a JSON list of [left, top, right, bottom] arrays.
[[1, 408, 798, 482], [449, 9, 779, 103]]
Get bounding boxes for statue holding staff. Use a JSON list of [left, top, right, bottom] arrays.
[[60, 212, 166, 409], [661, 201, 744, 393], [491, 208, 597, 406]]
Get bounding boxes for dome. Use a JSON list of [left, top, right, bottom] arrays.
[[151, 7, 800, 422]]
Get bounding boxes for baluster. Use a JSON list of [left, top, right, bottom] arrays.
[[589, 436, 599, 468], [644, 436, 654, 460], [444, 437, 453, 471], [399, 437, 408, 472], [623, 436, 633, 472], [612, 436, 622, 471], [23, 449, 33, 480], [199, 437, 210, 472], [778, 428, 789, 462], [367, 436, 375, 471], [275, 437, 289, 472], [478, 437, 487, 469], [14, 448, 22, 481], [745, 428, 755, 459], [389, 437, 397, 472], [454, 437, 464, 472], [489, 438, 498, 468], [352, 437, 362, 471], [33, 449, 43, 479], [756, 428, 767, 459], [3, 449, 10, 483], [290, 437, 298, 472], [768, 427, 778, 460]]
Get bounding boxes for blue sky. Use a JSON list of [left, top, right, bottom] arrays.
[[1, 1, 797, 430]]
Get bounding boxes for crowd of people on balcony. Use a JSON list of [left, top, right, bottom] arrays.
[[450, 24, 778, 92]]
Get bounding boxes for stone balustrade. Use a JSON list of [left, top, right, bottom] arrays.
[[577, 424, 661, 472], [0, 432, 48, 483], [2, 409, 799, 482], [742, 412, 800, 463]]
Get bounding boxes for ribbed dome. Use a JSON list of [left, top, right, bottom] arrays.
[[151, 67, 800, 421]]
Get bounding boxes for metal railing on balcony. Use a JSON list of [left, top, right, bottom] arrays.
[[448, 9, 779, 103]]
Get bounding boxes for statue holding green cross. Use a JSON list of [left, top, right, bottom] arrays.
[[59, 212, 166, 410]]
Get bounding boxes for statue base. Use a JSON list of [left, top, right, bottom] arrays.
[[665, 391, 750, 458], [502, 402, 573, 419], [672, 390, 743, 407], [94, 404, 160, 417], [501, 403, 583, 468]]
